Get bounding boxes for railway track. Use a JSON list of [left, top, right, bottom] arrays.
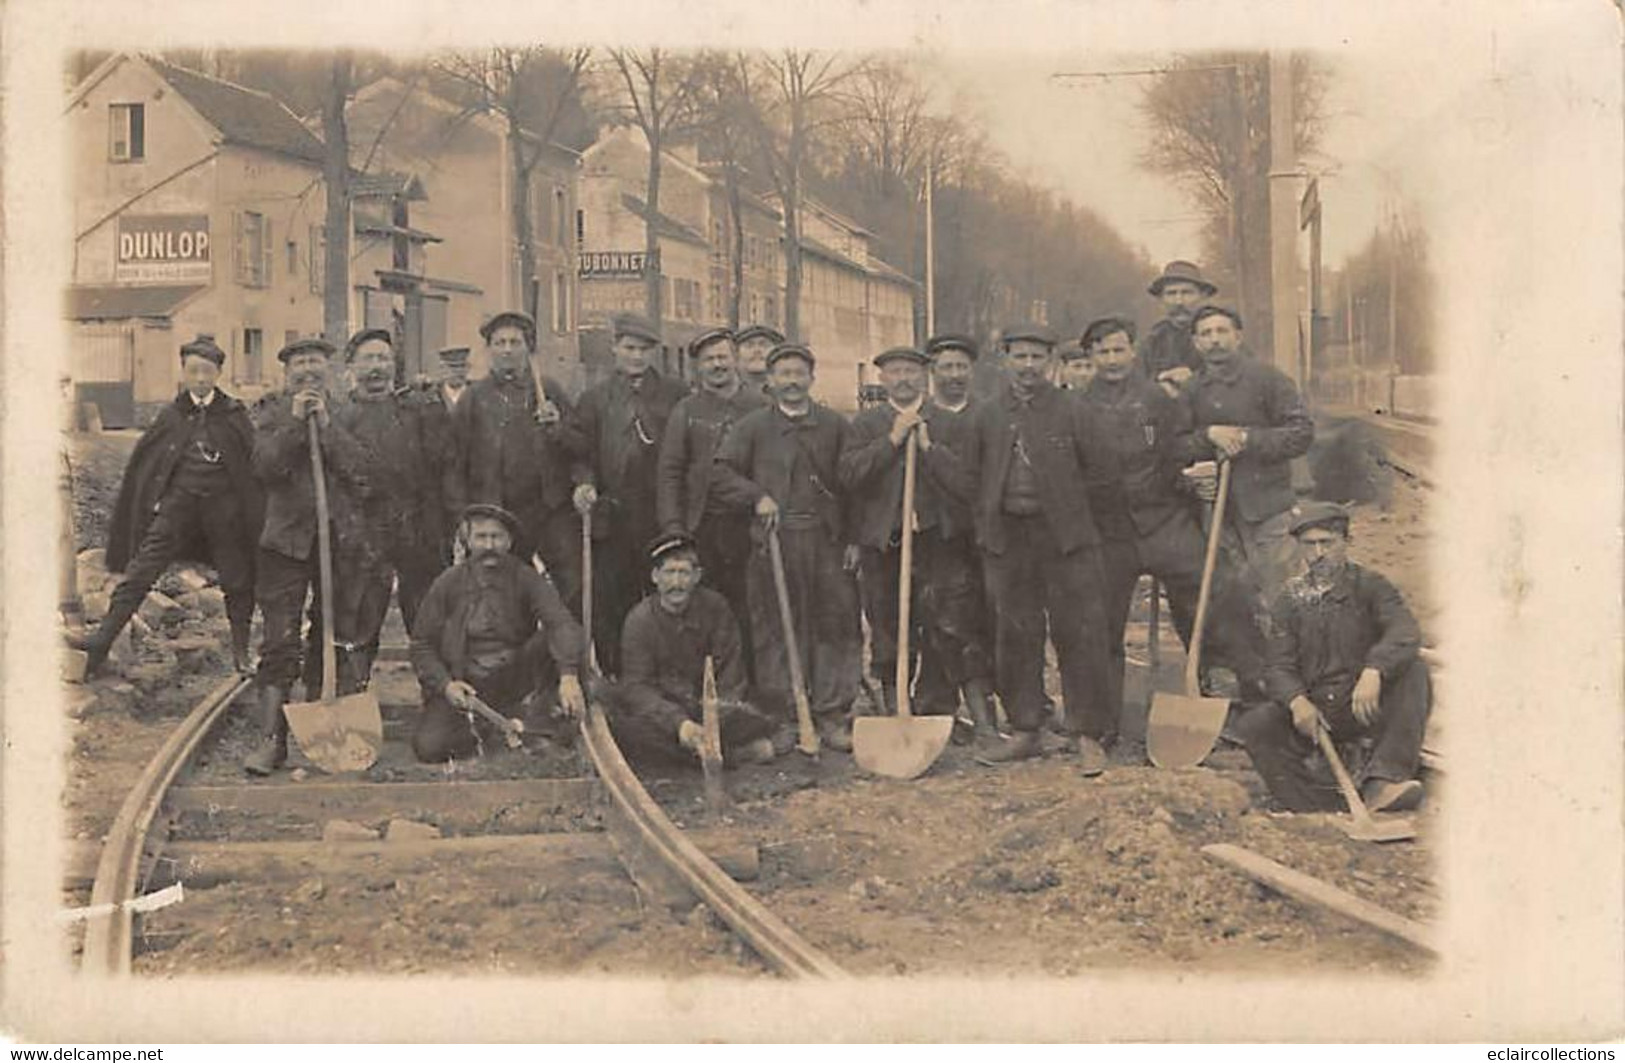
[[74, 646, 845, 979]]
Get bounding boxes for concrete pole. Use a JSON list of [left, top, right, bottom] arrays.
[[1267, 50, 1300, 381]]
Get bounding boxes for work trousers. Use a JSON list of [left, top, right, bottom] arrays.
[[256, 544, 368, 695], [598, 681, 777, 767], [411, 630, 561, 762], [859, 534, 990, 715], [105, 487, 255, 634], [693, 510, 754, 656], [746, 523, 861, 721], [1233, 659, 1431, 812], [1100, 515, 1204, 714], [1229, 508, 1299, 611], [982, 514, 1114, 740], [338, 537, 445, 689], [590, 511, 657, 678], [514, 503, 583, 620]]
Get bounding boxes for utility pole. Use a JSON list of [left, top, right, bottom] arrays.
[[1267, 50, 1300, 382], [924, 158, 936, 338], [1387, 217, 1399, 413]]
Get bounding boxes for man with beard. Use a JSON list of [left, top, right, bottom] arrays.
[[573, 312, 688, 675], [839, 346, 977, 729], [464, 310, 588, 611], [600, 533, 777, 766], [71, 335, 262, 677], [713, 343, 862, 753], [1178, 305, 1314, 607], [243, 337, 378, 776], [1138, 260, 1217, 396], [1233, 502, 1430, 813], [922, 332, 998, 741], [734, 324, 783, 399], [656, 327, 764, 634], [408, 504, 588, 763], [330, 328, 457, 684], [962, 323, 1116, 774]]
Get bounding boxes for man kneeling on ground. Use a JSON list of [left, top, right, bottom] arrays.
[[408, 504, 587, 762], [1235, 501, 1431, 813], [600, 533, 777, 767]]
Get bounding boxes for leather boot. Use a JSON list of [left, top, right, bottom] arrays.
[[974, 729, 1042, 766], [243, 685, 289, 776], [65, 629, 113, 679], [963, 679, 999, 737]]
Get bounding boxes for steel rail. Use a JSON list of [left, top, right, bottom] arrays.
[[80, 673, 252, 976], [579, 705, 847, 980]]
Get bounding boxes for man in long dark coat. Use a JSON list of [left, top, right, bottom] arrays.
[[71, 334, 262, 677]]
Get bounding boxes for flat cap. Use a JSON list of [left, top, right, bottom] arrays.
[[688, 326, 734, 358], [459, 502, 523, 543], [735, 324, 785, 346], [479, 310, 537, 347], [178, 334, 225, 366], [437, 346, 471, 364], [344, 327, 393, 360], [648, 531, 700, 567], [1000, 322, 1058, 348], [1081, 315, 1137, 350], [873, 346, 929, 368], [277, 337, 337, 364], [765, 342, 815, 370], [1288, 501, 1352, 537], [1057, 340, 1092, 363], [611, 312, 661, 345], [1191, 304, 1243, 331], [1148, 259, 1218, 297], [925, 333, 978, 360]]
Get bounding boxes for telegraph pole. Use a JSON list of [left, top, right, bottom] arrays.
[[924, 158, 936, 338], [1267, 50, 1301, 382]]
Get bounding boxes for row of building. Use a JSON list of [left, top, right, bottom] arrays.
[[65, 54, 917, 425]]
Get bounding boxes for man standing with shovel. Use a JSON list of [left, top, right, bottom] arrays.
[[243, 338, 378, 776]]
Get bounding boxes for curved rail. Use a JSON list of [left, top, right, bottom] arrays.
[[81, 673, 252, 976], [580, 705, 847, 980]]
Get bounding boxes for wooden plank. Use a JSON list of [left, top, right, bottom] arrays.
[[1201, 842, 1437, 954], [166, 777, 599, 820]]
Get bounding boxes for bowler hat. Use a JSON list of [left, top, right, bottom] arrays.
[[612, 312, 662, 345], [873, 346, 928, 368], [925, 333, 978, 360], [1288, 501, 1352, 537], [460, 502, 523, 543], [344, 327, 393, 360], [277, 337, 337, 364], [1148, 260, 1218, 297], [735, 324, 785, 346], [480, 311, 537, 348], [178, 334, 225, 367], [765, 342, 815, 370]]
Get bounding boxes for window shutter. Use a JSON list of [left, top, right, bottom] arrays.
[[233, 212, 245, 284], [261, 217, 273, 287]]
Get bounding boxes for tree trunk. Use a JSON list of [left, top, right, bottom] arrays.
[[321, 54, 352, 345], [509, 120, 537, 321], [781, 122, 804, 342], [644, 130, 664, 331]]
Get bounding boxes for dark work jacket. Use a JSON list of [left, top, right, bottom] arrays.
[[1136, 318, 1202, 381], [962, 380, 1111, 557], [334, 386, 457, 554], [415, 377, 473, 529], [250, 391, 375, 562], [1263, 562, 1422, 706], [106, 388, 263, 573], [656, 386, 765, 534], [620, 586, 749, 707], [577, 371, 689, 542], [1177, 353, 1314, 524], [465, 372, 586, 519], [712, 402, 851, 544], [409, 553, 585, 699], [1080, 374, 1198, 541], [837, 401, 970, 548], [924, 398, 979, 541]]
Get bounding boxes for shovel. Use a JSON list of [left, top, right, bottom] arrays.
[[853, 430, 953, 779], [1316, 720, 1418, 843], [283, 416, 384, 773], [1147, 458, 1232, 769], [766, 526, 820, 757]]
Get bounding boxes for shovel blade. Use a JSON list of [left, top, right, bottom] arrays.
[[1342, 814, 1418, 843], [852, 715, 954, 780], [1147, 692, 1230, 769], [284, 691, 383, 774]]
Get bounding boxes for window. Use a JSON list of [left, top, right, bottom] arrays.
[[554, 188, 570, 247], [239, 328, 263, 385], [284, 329, 299, 348], [308, 225, 325, 295], [763, 292, 777, 328], [286, 240, 298, 276], [710, 218, 725, 264], [708, 280, 723, 321], [109, 103, 144, 161], [234, 211, 271, 288], [553, 270, 571, 333], [576, 209, 585, 246], [748, 292, 760, 322]]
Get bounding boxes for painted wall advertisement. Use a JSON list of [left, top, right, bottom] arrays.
[[115, 214, 211, 283]]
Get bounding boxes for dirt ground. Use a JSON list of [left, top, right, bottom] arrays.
[[62, 426, 1437, 978]]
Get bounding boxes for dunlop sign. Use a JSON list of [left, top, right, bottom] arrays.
[[116, 214, 211, 282]]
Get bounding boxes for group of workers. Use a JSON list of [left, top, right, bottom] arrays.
[[71, 259, 1431, 815]]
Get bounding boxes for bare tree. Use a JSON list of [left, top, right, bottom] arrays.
[[605, 48, 705, 331], [433, 47, 592, 319], [320, 53, 354, 345], [735, 50, 863, 342], [691, 53, 761, 329]]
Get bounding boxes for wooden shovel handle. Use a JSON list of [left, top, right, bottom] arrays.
[[307, 415, 338, 703], [1184, 457, 1232, 697], [893, 430, 918, 719], [767, 528, 819, 755], [465, 693, 524, 749]]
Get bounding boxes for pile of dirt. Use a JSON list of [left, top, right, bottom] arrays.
[[68, 433, 138, 552]]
